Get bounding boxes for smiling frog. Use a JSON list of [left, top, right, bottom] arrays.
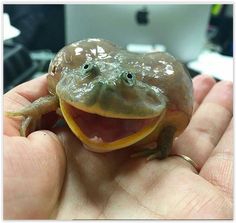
[[6, 38, 193, 160]]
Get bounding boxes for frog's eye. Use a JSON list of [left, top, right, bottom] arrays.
[[121, 71, 136, 86], [83, 64, 89, 70], [83, 62, 95, 71], [82, 62, 95, 72], [127, 73, 133, 79], [81, 62, 99, 77]]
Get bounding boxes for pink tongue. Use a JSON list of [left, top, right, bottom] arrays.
[[67, 104, 157, 142]]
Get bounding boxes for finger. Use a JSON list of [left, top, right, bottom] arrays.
[[200, 119, 233, 200], [192, 74, 216, 113], [4, 130, 66, 219], [4, 75, 49, 136], [173, 80, 233, 169], [4, 74, 48, 111]]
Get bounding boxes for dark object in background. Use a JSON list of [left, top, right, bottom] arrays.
[[209, 5, 233, 56], [4, 4, 65, 91], [4, 4, 65, 53], [4, 42, 38, 93]]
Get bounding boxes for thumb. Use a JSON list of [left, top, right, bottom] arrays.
[[4, 130, 66, 219]]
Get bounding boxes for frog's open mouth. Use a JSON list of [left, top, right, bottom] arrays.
[[60, 100, 165, 152]]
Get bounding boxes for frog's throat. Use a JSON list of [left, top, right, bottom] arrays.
[[60, 99, 166, 152]]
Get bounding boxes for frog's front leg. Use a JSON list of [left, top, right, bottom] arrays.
[[6, 95, 59, 136], [131, 126, 176, 160]]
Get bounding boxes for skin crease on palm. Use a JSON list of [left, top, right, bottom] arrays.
[[3, 74, 233, 219]]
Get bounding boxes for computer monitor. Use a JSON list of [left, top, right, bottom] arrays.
[[65, 4, 211, 62]]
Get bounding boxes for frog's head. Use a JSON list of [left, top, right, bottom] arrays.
[[47, 38, 192, 153], [55, 59, 166, 152]]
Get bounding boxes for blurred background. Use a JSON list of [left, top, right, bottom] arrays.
[[3, 4, 233, 92]]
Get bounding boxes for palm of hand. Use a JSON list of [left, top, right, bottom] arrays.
[[4, 75, 233, 219], [51, 129, 231, 219]]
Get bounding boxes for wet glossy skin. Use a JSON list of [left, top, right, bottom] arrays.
[[48, 39, 192, 117], [7, 38, 193, 159]]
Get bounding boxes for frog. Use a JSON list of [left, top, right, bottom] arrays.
[[6, 38, 193, 160]]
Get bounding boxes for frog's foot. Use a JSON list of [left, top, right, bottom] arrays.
[[6, 111, 41, 136], [131, 149, 168, 160], [20, 116, 41, 136], [131, 125, 176, 160], [6, 95, 59, 136]]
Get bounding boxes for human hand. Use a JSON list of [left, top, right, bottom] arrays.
[[4, 74, 233, 219], [4, 75, 66, 219]]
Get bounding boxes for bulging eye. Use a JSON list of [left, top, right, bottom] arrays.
[[83, 64, 89, 70], [127, 73, 133, 79], [81, 62, 99, 77], [121, 71, 136, 86], [82, 62, 95, 72]]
